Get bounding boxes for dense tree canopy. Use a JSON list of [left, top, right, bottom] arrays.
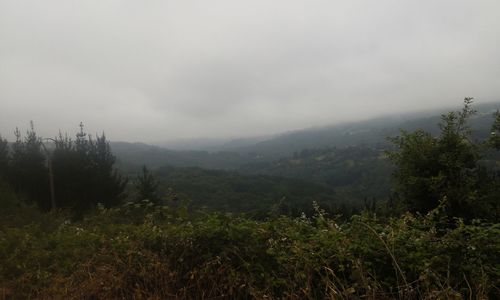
[[52, 124, 127, 214], [388, 98, 499, 219], [0, 123, 127, 215], [7, 123, 51, 210], [1, 101, 498, 222]]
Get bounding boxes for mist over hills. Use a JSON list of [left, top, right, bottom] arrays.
[[155, 136, 272, 152], [108, 102, 500, 211], [113, 101, 500, 171]]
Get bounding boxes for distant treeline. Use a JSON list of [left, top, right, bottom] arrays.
[[1, 99, 499, 220]]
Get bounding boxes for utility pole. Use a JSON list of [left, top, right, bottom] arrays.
[[41, 138, 56, 212]]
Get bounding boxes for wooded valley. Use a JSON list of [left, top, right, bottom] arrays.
[[1, 100, 499, 298]]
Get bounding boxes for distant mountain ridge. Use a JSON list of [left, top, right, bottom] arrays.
[[231, 102, 499, 156], [112, 101, 500, 171]]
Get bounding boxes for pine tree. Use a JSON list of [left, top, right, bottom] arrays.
[[53, 132, 81, 209], [8, 122, 50, 209], [135, 165, 161, 204], [52, 124, 127, 214], [89, 132, 128, 207]]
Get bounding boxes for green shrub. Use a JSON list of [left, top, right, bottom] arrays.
[[0, 202, 498, 299]]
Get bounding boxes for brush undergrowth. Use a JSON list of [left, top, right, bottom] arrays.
[[0, 200, 499, 299]]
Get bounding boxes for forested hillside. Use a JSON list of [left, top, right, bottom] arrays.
[[113, 102, 499, 171], [110, 103, 500, 215], [112, 141, 260, 172], [240, 146, 392, 204], [151, 166, 342, 216], [1, 100, 499, 298], [233, 102, 499, 157]]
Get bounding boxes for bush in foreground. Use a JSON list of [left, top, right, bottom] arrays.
[[1, 201, 498, 299]]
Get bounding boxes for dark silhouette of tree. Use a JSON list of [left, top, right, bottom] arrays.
[[0, 135, 8, 179], [473, 110, 500, 220], [135, 165, 161, 204], [52, 132, 85, 210], [8, 122, 50, 210], [88, 132, 128, 207], [0, 122, 126, 214], [490, 110, 500, 150], [388, 98, 498, 219], [52, 123, 127, 215]]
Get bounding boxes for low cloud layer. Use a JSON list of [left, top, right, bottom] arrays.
[[1, 0, 499, 142]]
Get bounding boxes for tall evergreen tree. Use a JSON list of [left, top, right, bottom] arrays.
[[8, 122, 50, 209], [1, 123, 127, 214], [89, 132, 128, 207], [52, 124, 127, 214], [53, 132, 81, 209]]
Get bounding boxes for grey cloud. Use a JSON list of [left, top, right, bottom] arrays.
[[1, 0, 499, 142]]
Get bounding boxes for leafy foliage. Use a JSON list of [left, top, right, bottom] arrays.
[[388, 98, 499, 219], [0, 203, 498, 299], [241, 146, 392, 206], [151, 166, 343, 217]]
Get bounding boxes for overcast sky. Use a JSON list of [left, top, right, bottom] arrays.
[[1, 0, 499, 143]]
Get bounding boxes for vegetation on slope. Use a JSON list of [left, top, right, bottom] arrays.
[[0, 99, 499, 299], [0, 197, 499, 299], [240, 146, 392, 205], [111, 102, 500, 171], [151, 166, 341, 216]]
